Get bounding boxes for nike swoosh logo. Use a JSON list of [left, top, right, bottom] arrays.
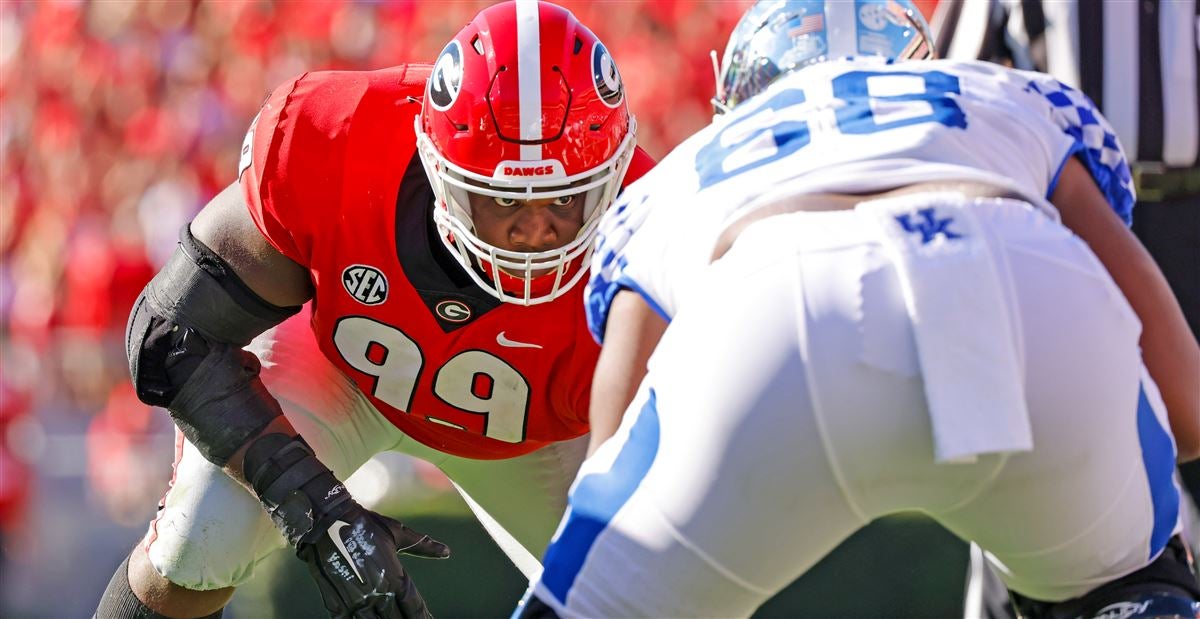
[[497, 331, 542, 349], [328, 521, 365, 583]]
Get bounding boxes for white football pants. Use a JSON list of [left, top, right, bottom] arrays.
[[525, 194, 1181, 618], [141, 307, 587, 590]]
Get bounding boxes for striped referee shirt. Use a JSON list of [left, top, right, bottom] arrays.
[[931, 0, 1200, 168]]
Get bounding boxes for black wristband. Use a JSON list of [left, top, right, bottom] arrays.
[[243, 433, 355, 547]]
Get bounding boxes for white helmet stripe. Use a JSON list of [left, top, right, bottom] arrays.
[[825, 1, 857, 59], [515, 0, 543, 161]]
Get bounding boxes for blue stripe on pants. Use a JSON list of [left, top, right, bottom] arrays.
[[1137, 382, 1179, 559], [541, 389, 662, 605]]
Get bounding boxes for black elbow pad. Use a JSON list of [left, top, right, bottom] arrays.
[[126, 224, 299, 403], [125, 294, 187, 407], [139, 224, 300, 348], [125, 225, 302, 464]]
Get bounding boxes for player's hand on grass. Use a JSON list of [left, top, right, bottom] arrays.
[[242, 434, 450, 618]]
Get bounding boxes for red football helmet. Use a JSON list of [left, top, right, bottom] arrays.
[[416, 0, 637, 306]]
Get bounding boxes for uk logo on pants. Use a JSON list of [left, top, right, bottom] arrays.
[[894, 208, 962, 244]]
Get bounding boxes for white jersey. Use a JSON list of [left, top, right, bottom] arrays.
[[587, 58, 1135, 342]]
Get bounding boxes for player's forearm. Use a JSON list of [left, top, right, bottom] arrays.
[[219, 415, 300, 488], [1052, 158, 1200, 461], [1134, 277, 1200, 461], [587, 290, 669, 456], [157, 354, 371, 556], [1090, 244, 1200, 461]]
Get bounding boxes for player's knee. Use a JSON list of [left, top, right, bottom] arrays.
[[141, 537, 248, 594], [97, 550, 230, 619]]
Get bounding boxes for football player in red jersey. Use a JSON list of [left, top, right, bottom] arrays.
[[94, 2, 654, 618]]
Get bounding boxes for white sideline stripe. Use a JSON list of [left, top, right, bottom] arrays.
[[453, 480, 544, 579], [963, 542, 986, 619], [516, 0, 543, 161]]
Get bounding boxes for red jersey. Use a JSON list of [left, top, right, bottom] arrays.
[[240, 66, 655, 460]]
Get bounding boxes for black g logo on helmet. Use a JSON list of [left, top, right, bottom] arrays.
[[591, 42, 624, 108], [429, 40, 464, 111]]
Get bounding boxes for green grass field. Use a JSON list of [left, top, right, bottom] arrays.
[[230, 497, 971, 618]]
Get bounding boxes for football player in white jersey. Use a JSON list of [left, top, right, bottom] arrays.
[[512, 1, 1200, 617]]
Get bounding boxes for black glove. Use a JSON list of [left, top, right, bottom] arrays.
[[299, 500, 450, 618], [243, 434, 450, 618]]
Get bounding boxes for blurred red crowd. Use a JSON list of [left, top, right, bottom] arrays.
[[0, 0, 751, 529]]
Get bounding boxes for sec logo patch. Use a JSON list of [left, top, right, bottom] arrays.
[[342, 265, 388, 305]]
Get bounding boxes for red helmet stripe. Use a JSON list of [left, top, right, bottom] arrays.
[[515, 0, 543, 160]]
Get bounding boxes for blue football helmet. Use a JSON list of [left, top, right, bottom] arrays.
[[713, 0, 936, 113]]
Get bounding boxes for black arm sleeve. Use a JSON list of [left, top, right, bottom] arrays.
[[126, 224, 303, 465]]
